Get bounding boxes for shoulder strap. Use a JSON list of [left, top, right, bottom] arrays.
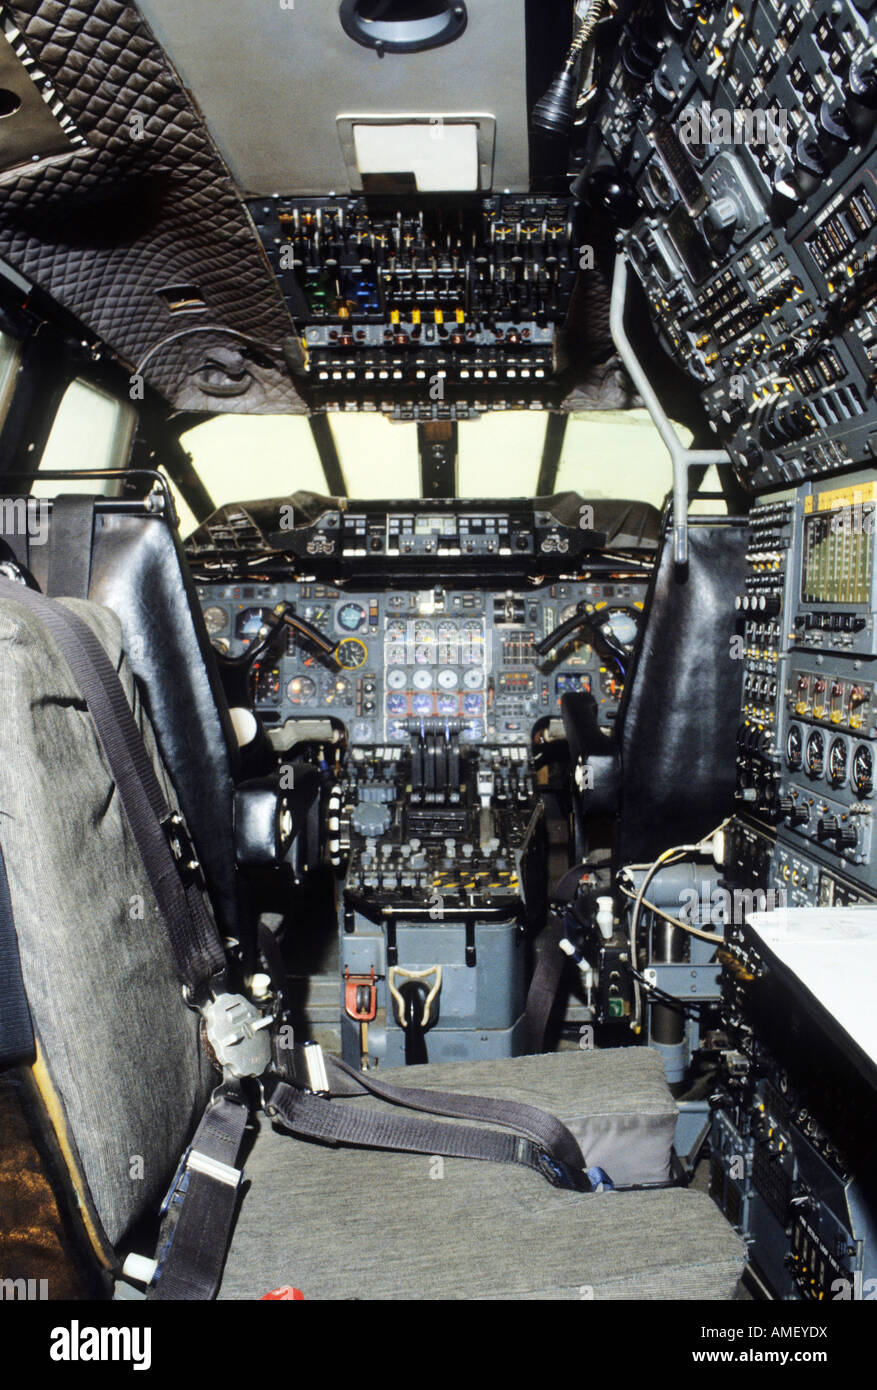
[[0, 842, 35, 1070], [0, 579, 227, 1002], [47, 495, 96, 599]]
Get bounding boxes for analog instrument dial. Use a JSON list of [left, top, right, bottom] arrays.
[[335, 638, 368, 670], [202, 605, 229, 636], [805, 729, 825, 779], [287, 675, 317, 705], [853, 744, 873, 798]]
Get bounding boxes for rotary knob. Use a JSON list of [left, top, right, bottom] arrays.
[[705, 195, 740, 236], [850, 51, 877, 110]]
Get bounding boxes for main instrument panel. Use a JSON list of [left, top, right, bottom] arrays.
[[198, 578, 645, 745]]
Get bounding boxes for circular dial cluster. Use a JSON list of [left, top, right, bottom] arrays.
[[790, 720, 874, 797], [383, 616, 486, 735]]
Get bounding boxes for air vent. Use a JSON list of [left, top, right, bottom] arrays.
[[339, 1, 467, 55], [157, 285, 208, 314]]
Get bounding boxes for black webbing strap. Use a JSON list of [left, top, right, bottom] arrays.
[[46, 495, 96, 599], [0, 842, 35, 1070], [0, 579, 227, 1000], [149, 1092, 250, 1302], [266, 1055, 589, 1191], [324, 1053, 587, 1173], [522, 912, 570, 1053]]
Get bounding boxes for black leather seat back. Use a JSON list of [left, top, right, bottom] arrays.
[[612, 518, 748, 866], [3, 499, 243, 941]]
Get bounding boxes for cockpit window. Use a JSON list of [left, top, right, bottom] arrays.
[[176, 406, 710, 527], [33, 378, 135, 497]]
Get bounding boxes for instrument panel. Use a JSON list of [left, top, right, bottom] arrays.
[[198, 579, 647, 745]]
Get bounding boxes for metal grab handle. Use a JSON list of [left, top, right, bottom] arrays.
[[609, 254, 732, 566]]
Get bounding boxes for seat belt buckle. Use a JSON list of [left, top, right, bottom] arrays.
[[288, 1040, 330, 1096], [203, 992, 274, 1079], [164, 811, 205, 889]]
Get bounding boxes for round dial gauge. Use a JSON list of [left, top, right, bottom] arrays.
[[463, 668, 483, 690], [304, 606, 330, 630], [412, 667, 433, 690], [786, 724, 803, 770], [287, 675, 317, 705], [386, 621, 405, 641], [323, 675, 351, 705], [337, 602, 366, 633], [202, 605, 229, 636], [437, 668, 458, 690], [463, 693, 484, 715], [805, 729, 825, 779], [411, 694, 433, 716], [386, 667, 406, 690], [853, 744, 873, 797], [437, 695, 459, 715], [828, 737, 848, 788], [335, 638, 368, 670], [351, 721, 373, 743], [413, 643, 432, 665], [386, 693, 407, 715]]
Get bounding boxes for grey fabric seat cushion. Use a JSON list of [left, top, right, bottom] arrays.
[[0, 597, 215, 1247], [336, 1049, 678, 1186], [219, 1119, 745, 1300]]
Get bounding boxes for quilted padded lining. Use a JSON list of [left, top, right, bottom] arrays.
[[0, 0, 304, 412]]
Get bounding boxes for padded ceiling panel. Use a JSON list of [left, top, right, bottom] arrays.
[[0, 1, 304, 413], [133, 0, 530, 196]]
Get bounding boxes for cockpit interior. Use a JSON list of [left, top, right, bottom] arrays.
[[0, 0, 876, 1321]]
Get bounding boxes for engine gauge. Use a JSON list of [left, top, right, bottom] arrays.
[[805, 729, 825, 779], [386, 693, 407, 715], [386, 667, 407, 690], [202, 605, 229, 636], [786, 724, 803, 770], [463, 668, 483, 690], [828, 737, 848, 788], [853, 744, 873, 797], [463, 693, 484, 715], [412, 694, 433, 716], [412, 667, 433, 690], [437, 668, 458, 690], [436, 695, 459, 715], [323, 675, 352, 705], [287, 675, 317, 705], [335, 638, 368, 670], [337, 602, 366, 633]]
